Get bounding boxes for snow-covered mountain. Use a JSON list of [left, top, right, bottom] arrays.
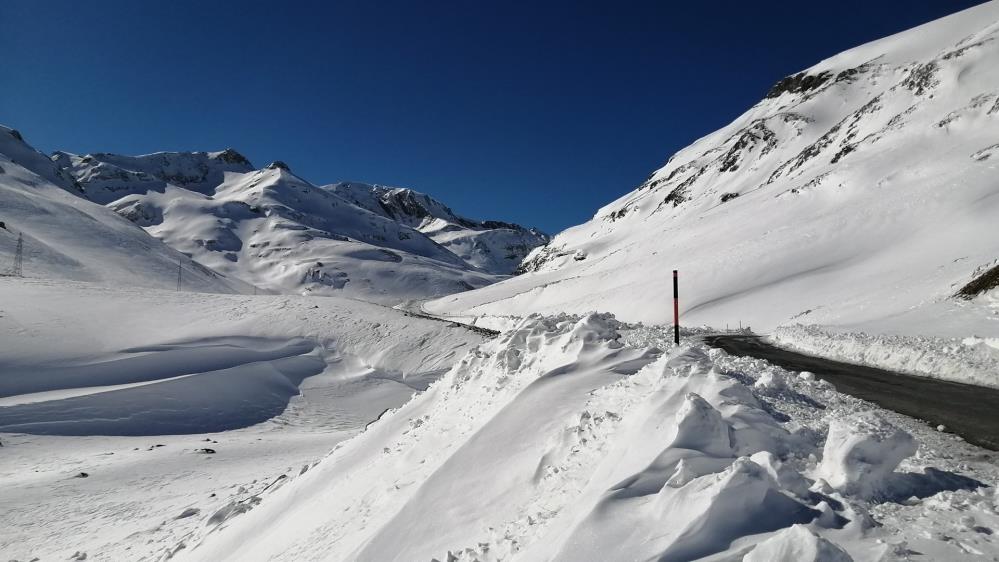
[[54, 151, 547, 302], [50, 148, 255, 204], [0, 126, 245, 293], [427, 2, 999, 341], [330, 182, 548, 274]]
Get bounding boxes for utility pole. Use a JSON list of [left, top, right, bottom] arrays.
[[176, 258, 182, 291], [673, 269, 680, 345], [12, 233, 23, 277]]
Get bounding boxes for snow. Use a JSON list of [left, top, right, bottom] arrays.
[[163, 315, 999, 562], [50, 152, 547, 302], [815, 412, 918, 500], [0, 127, 246, 293], [744, 525, 853, 562], [97, 164, 499, 303], [0, 277, 486, 561], [3, 4, 999, 561], [773, 323, 999, 388], [424, 1, 999, 357], [329, 182, 549, 275], [50, 148, 255, 204]]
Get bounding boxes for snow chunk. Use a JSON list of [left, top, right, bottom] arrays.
[[672, 393, 732, 457], [816, 412, 917, 499], [744, 524, 853, 561]]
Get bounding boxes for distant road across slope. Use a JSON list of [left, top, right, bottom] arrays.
[[704, 335, 999, 451]]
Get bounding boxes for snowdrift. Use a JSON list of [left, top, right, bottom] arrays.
[[176, 314, 989, 561], [427, 2, 999, 343], [0, 279, 487, 437], [0, 279, 491, 560], [773, 324, 999, 388]]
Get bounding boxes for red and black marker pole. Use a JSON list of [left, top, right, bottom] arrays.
[[673, 269, 680, 345]]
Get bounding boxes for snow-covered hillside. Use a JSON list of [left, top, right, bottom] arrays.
[[55, 151, 546, 302], [0, 126, 245, 293], [427, 2, 999, 345], [331, 182, 548, 274]]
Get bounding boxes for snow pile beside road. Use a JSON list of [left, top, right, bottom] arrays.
[[816, 412, 918, 500], [772, 324, 999, 388], [178, 314, 997, 561]]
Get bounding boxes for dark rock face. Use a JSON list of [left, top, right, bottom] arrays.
[[214, 148, 252, 167], [514, 244, 573, 274], [902, 62, 939, 96], [718, 121, 778, 172], [765, 71, 833, 99], [957, 263, 999, 298], [720, 192, 740, 203], [267, 161, 291, 171]]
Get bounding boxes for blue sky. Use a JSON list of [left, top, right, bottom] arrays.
[[1, 0, 984, 233]]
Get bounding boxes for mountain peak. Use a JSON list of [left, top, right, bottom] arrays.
[[212, 148, 252, 167]]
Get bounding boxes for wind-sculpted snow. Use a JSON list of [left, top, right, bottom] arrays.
[[174, 315, 994, 561], [428, 2, 999, 346], [0, 338, 325, 436], [0, 279, 491, 561]]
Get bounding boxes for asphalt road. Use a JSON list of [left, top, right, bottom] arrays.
[[704, 334, 999, 451]]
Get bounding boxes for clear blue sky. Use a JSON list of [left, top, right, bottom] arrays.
[[1, 1, 984, 233]]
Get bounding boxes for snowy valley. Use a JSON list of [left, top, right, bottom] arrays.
[[2, 2, 999, 562]]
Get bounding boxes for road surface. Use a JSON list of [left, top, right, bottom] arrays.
[[704, 334, 999, 451]]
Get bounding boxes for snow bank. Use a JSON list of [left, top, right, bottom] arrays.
[[772, 324, 999, 388], [815, 412, 918, 500], [7, 299, 994, 560], [173, 313, 984, 561], [744, 524, 853, 562]]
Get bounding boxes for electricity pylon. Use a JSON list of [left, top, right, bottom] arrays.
[[11, 233, 23, 277]]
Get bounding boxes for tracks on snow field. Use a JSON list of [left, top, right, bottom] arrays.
[[705, 334, 999, 451]]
